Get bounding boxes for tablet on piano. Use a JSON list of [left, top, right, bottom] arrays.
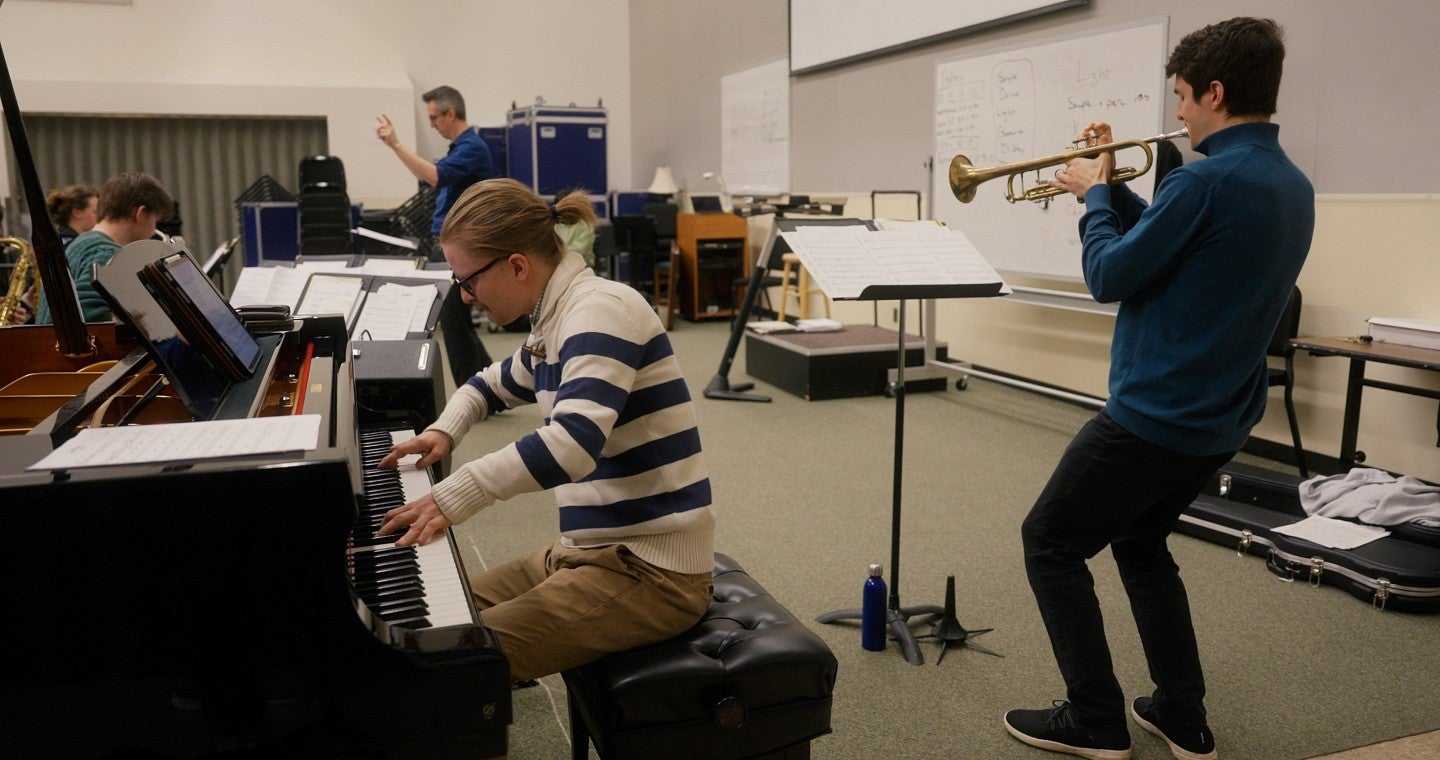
[[142, 251, 262, 382], [93, 239, 252, 420]]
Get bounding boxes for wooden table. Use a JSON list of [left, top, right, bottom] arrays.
[[1289, 336, 1440, 469]]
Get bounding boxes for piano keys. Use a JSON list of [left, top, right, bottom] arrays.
[[352, 426, 476, 632]]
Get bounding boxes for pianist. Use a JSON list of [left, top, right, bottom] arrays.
[[377, 179, 715, 682]]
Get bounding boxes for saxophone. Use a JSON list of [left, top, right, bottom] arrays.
[[1, 236, 35, 325]]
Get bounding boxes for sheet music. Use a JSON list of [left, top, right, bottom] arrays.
[[352, 283, 436, 340], [1272, 515, 1391, 550], [377, 282, 439, 333], [783, 225, 1004, 300], [228, 266, 310, 310], [297, 274, 365, 325], [353, 226, 419, 250], [27, 415, 322, 471], [294, 260, 352, 273], [354, 257, 422, 274]]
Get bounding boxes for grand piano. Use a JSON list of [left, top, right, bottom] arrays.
[[0, 17, 509, 758]]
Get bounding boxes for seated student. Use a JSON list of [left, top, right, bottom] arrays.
[[375, 179, 715, 681], [36, 171, 174, 325], [47, 184, 99, 249], [553, 186, 597, 268]]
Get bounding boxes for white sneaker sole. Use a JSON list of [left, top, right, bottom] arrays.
[[1003, 715, 1133, 760], [1129, 702, 1218, 760]]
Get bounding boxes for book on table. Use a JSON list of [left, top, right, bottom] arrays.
[[1368, 316, 1440, 351]]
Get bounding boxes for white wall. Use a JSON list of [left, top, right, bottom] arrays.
[[0, 0, 632, 207]]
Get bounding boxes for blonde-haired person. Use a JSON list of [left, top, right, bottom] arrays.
[[376, 178, 715, 681]]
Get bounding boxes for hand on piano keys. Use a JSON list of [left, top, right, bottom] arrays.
[[377, 428, 453, 472], [377, 489, 453, 548], [374, 429, 455, 547]]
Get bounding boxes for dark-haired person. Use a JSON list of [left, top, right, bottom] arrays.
[[46, 184, 99, 249], [36, 171, 175, 324], [377, 85, 498, 385], [1004, 18, 1313, 760], [374, 179, 714, 682]]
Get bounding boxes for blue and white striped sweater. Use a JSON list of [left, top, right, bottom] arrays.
[[428, 252, 714, 574]]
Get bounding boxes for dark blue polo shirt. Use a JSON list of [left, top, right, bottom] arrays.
[[433, 128, 496, 235]]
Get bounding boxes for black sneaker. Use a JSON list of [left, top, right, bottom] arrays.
[[1130, 696, 1217, 760], [1004, 700, 1132, 760]]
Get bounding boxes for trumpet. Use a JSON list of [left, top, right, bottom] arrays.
[[949, 128, 1189, 204]]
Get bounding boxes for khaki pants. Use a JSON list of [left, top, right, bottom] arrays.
[[469, 539, 712, 681]]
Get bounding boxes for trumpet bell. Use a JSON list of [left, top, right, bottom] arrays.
[[949, 155, 979, 204]]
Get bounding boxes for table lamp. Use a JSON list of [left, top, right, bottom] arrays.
[[647, 166, 678, 199]]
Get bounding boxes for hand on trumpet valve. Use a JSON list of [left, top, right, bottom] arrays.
[[1047, 151, 1113, 199], [1077, 121, 1115, 147]]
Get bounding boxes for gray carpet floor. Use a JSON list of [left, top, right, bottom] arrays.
[[440, 318, 1440, 760]]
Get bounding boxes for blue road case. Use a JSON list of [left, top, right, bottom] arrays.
[[475, 126, 507, 179], [241, 201, 362, 265], [240, 202, 300, 265], [506, 104, 607, 199]]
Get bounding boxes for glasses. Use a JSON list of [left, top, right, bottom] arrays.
[[452, 255, 508, 296]]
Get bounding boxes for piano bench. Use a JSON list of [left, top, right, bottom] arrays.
[[562, 553, 838, 760]]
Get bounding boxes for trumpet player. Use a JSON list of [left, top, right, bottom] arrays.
[[1005, 17, 1314, 760]]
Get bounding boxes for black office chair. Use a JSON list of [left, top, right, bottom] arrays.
[[644, 201, 677, 247], [610, 214, 659, 292], [645, 201, 682, 318], [593, 222, 619, 279], [1267, 286, 1308, 477]]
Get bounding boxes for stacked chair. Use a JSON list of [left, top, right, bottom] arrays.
[[297, 155, 354, 257]]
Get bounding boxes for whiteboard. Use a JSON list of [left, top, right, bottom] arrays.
[[931, 20, 1168, 282], [789, 0, 1087, 75], [721, 59, 789, 196]]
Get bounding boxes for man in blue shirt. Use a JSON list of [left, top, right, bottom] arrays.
[[1003, 18, 1313, 760], [377, 85, 498, 385]]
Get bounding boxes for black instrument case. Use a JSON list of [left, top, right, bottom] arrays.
[[1178, 462, 1440, 612]]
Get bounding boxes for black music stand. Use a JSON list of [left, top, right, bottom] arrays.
[[705, 217, 869, 403], [802, 223, 1007, 665]]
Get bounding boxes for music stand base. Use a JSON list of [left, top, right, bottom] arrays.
[[816, 600, 945, 666], [914, 575, 1001, 663], [704, 373, 770, 402]]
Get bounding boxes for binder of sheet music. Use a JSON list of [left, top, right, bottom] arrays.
[[228, 262, 445, 337], [780, 221, 1008, 302]]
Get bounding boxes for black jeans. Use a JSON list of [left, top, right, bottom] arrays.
[[1021, 409, 1232, 731], [437, 284, 492, 387]]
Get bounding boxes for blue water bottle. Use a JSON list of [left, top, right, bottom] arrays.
[[861, 563, 887, 651]]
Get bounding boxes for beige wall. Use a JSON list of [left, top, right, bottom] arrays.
[[632, 1, 1440, 481], [0, 0, 633, 208]]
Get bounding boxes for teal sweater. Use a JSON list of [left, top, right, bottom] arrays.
[[36, 229, 120, 324], [1079, 123, 1314, 455]]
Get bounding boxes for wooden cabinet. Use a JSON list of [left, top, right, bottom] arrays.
[[676, 213, 748, 320]]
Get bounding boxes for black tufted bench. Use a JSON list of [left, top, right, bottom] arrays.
[[562, 554, 838, 759]]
